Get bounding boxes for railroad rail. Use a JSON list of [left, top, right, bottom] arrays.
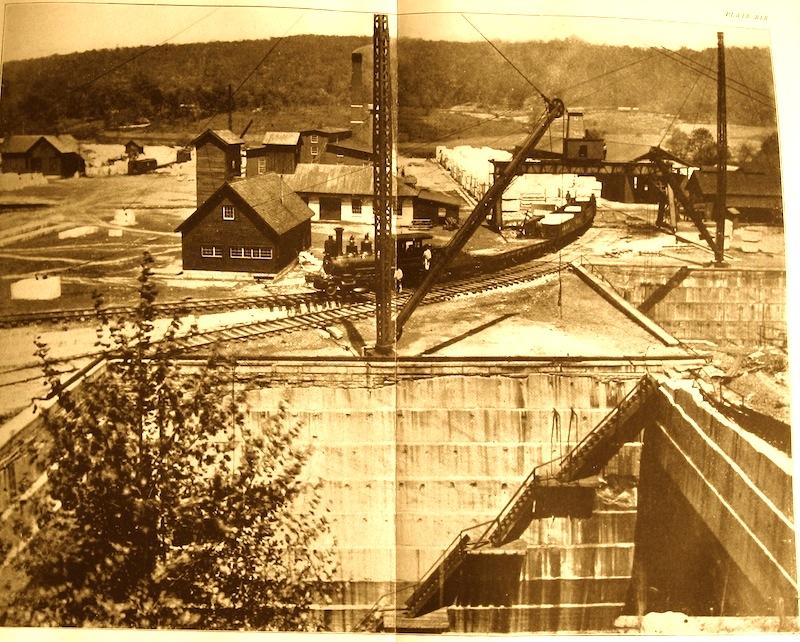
[[0, 291, 340, 329], [0, 220, 599, 330], [166, 257, 571, 354]]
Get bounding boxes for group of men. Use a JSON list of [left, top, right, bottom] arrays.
[[323, 233, 373, 258]]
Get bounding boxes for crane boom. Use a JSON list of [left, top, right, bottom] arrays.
[[394, 97, 565, 339]]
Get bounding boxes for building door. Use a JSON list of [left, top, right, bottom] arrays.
[[319, 197, 342, 221]]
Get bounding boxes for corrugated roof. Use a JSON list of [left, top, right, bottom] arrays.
[[282, 163, 416, 198], [283, 163, 373, 195], [1, 134, 80, 154], [228, 174, 313, 235], [262, 131, 300, 146], [191, 129, 244, 147]]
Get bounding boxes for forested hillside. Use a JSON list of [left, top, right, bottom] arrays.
[[0, 34, 776, 137], [397, 38, 776, 125]]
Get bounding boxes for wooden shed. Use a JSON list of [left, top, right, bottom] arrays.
[[687, 169, 783, 222], [175, 174, 312, 274], [246, 131, 300, 176], [1, 135, 85, 177], [192, 129, 244, 207], [412, 188, 463, 226]]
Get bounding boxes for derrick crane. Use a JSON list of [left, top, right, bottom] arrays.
[[394, 97, 566, 340]]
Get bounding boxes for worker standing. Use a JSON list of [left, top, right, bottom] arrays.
[[394, 267, 403, 293], [361, 234, 373, 255], [346, 235, 358, 256], [423, 245, 432, 271]]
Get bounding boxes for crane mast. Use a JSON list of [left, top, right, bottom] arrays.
[[394, 97, 565, 339]]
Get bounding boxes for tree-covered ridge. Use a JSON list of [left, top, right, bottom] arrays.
[[0, 35, 776, 135], [0, 35, 367, 132], [396, 38, 775, 125]]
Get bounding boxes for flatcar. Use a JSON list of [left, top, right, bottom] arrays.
[[517, 195, 596, 240], [307, 232, 434, 295]]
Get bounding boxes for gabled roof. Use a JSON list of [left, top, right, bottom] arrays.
[[262, 131, 300, 146], [415, 188, 464, 207], [1, 134, 80, 154], [176, 174, 312, 236], [281, 163, 415, 198], [690, 170, 782, 198], [300, 127, 352, 139], [191, 129, 244, 148], [327, 138, 372, 156], [282, 163, 373, 195]]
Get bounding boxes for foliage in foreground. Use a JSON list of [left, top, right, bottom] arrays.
[[2, 253, 336, 629]]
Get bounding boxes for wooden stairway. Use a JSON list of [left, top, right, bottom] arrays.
[[402, 375, 657, 620]]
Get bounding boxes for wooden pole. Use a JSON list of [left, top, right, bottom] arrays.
[[715, 32, 727, 265]]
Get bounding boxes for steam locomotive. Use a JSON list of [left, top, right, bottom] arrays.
[[307, 229, 433, 295]]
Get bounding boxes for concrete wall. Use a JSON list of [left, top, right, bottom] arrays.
[[631, 379, 796, 616], [590, 265, 786, 345], [246, 372, 645, 629]]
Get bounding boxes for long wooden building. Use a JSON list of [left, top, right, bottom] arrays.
[[0, 135, 85, 177]]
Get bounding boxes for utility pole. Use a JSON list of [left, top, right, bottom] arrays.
[[372, 13, 395, 354], [714, 32, 727, 265]]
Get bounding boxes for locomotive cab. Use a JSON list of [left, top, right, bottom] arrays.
[[311, 232, 435, 295]]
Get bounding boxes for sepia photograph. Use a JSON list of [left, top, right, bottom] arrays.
[[0, 0, 797, 636]]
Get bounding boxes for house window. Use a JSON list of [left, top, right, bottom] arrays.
[[250, 248, 273, 259], [310, 134, 319, 143], [230, 247, 273, 260], [201, 246, 222, 258], [257, 158, 267, 174], [310, 145, 319, 157], [222, 205, 235, 220], [352, 198, 362, 214]]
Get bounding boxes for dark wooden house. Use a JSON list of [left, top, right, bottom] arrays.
[[246, 132, 300, 176], [192, 129, 243, 207], [687, 169, 783, 222], [175, 174, 312, 274], [299, 127, 352, 163], [124, 140, 145, 159], [1, 135, 85, 177]]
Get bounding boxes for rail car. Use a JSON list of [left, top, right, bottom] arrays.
[[516, 195, 596, 240], [307, 232, 434, 295]]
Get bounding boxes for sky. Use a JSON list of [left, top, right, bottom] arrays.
[[0, 0, 778, 63]]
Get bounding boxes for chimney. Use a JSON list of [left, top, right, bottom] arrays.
[[334, 226, 344, 257]]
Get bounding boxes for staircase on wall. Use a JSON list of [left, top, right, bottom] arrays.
[[390, 375, 657, 633]]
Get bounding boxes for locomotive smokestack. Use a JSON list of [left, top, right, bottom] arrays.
[[334, 226, 344, 257]]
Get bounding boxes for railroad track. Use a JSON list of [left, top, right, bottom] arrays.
[[168, 257, 568, 353], [1, 222, 598, 335], [0, 291, 346, 329]]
